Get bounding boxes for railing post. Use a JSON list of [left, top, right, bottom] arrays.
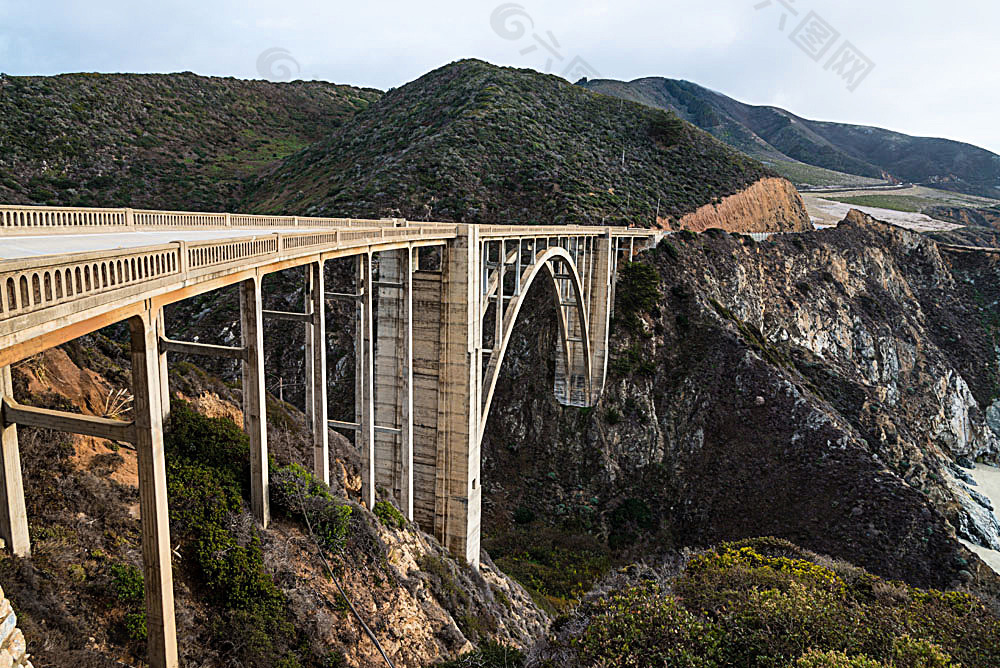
[[240, 277, 270, 527], [125, 207, 136, 231], [0, 366, 29, 558], [225, 213, 232, 228], [128, 312, 178, 668], [307, 261, 329, 483]]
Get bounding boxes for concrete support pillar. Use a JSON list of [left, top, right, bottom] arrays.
[[588, 234, 614, 403], [0, 366, 29, 558], [411, 263, 443, 532], [357, 254, 376, 509], [435, 227, 481, 566], [128, 312, 178, 668], [306, 262, 329, 483], [374, 249, 414, 519], [304, 269, 314, 424], [155, 308, 170, 423], [240, 277, 269, 527]]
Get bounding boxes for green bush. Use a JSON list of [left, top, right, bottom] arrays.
[[554, 538, 1000, 668], [374, 499, 407, 530], [109, 562, 144, 607], [109, 562, 147, 643], [270, 463, 352, 554], [794, 649, 885, 667], [163, 400, 306, 666], [574, 584, 722, 667]]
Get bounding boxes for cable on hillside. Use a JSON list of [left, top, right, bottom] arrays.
[[293, 484, 396, 668]]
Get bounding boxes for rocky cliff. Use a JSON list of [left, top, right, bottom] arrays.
[[672, 176, 811, 233], [481, 211, 1000, 605]]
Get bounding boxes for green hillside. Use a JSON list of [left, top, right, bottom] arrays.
[[244, 60, 775, 226], [581, 76, 1000, 198], [0, 72, 380, 211]]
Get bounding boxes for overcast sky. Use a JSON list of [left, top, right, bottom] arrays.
[[1, 0, 997, 153]]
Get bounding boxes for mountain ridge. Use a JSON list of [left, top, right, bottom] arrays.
[[580, 76, 1000, 197]]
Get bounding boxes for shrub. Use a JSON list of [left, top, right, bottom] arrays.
[[271, 463, 352, 554], [374, 499, 407, 530], [794, 649, 885, 667], [615, 261, 661, 333], [574, 584, 723, 667], [435, 641, 525, 667]]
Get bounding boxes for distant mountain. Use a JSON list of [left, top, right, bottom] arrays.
[[579, 77, 1000, 198], [0, 73, 380, 211], [245, 60, 797, 228]]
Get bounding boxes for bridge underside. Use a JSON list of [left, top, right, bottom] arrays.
[[0, 206, 658, 667]]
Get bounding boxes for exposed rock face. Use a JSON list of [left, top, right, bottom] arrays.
[[0, 588, 32, 668], [671, 177, 812, 233], [482, 210, 1000, 598]]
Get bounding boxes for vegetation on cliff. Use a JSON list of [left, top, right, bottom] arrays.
[[0, 72, 378, 211], [245, 59, 777, 226], [541, 538, 1000, 667], [581, 76, 1000, 198]]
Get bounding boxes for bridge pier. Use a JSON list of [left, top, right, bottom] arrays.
[[0, 365, 29, 557], [129, 311, 178, 668], [374, 249, 414, 520], [357, 254, 376, 510], [305, 262, 329, 484], [240, 277, 270, 527], [435, 227, 482, 566]]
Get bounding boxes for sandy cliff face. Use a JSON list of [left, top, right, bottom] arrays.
[[669, 177, 812, 233]]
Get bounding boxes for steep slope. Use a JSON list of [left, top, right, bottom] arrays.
[[0, 72, 380, 211], [245, 60, 809, 231], [480, 212, 1000, 604], [3, 345, 544, 667], [580, 77, 1000, 198]]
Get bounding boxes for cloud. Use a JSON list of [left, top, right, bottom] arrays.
[[0, 0, 997, 152]]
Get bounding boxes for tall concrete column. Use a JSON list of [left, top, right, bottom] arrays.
[[357, 254, 376, 509], [240, 277, 270, 527], [588, 234, 614, 403], [374, 248, 414, 519], [306, 262, 329, 483], [411, 262, 444, 532], [0, 366, 29, 558], [155, 308, 171, 423], [304, 269, 314, 424], [128, 312, 178, 668], [435, 226, 481, 566]]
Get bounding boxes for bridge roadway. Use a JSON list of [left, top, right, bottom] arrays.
[[0, 205, 660, 667]]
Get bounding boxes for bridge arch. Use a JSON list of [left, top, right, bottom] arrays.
[[478, 245, 592, 442]]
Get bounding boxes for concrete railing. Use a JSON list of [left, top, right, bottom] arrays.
[[0, 205, 406, 236], [0, 225, 460, 325]]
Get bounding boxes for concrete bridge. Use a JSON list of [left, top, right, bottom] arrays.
[[0, 205, 660, 667]]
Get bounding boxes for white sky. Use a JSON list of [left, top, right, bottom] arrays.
[[1, 0, 998, 153]]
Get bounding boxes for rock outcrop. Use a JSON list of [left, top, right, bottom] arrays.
[[482, 210, 1000, 600], [671, 176, 812, 233], [0, 588, 31, 668]]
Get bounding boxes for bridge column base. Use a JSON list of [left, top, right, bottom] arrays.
[[129, 311, 178, 668]]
